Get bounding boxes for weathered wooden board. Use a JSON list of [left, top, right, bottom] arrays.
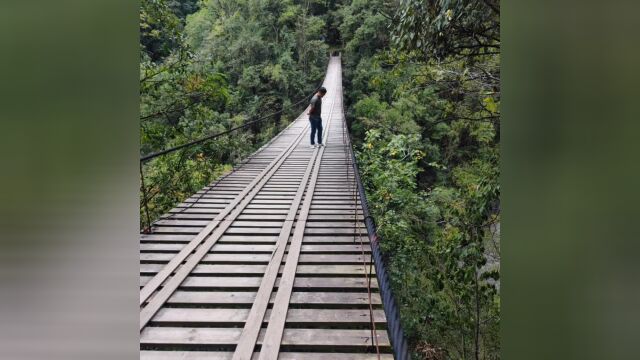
[[141, 264, 375, 276], [140, 276, 379, 290], [140, 328, 390, 347], [140, 253, 372, 264], [151, 308, 386, 325], [165, 291, 382, 306], [141, 351, 393, 360]]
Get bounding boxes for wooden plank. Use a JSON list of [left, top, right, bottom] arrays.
[[218, 235, 279, 243], [140, 239, 369, 254], [287, 277, 379, 290], [197, 194, 237, 198], [141, 327, 241, 345], [211, 244, 275, 252], [165, 291, 381, 306], [140, 234, 194, 242], [305, 222, 365, 228], [225, 227, 282, 235], [253, 194, 297, 198], [152, 308, 249, 324], [285, 291, 382, 306], [308, 205, 364, 210], [143, 252, 374, 265], [176, 203, 228, 209], [228, 221, 285, 228], [306, 214, 363, 221], [247, 192, 296, 196], [158, 214, 216, 220], [240, 209, 288, 214], [183, 198, 233, 204], [141, 351, 393, 360], [301, 235, 368, 243], [245, 204, 292, 209], [311, 200, 358, 205], [249, 199, 295, 204], [187, 252, 276, 263], [140, 328, 390, 348], [168, 208, 221, 214], [299, 244, 371, 253], [140, 243, 184, 252], [151, 308, 386, 325], [154, 219, 211, 227], [141, 259, 374, 277], [307, 209, 362, 215], [148, 227, 204, 234], [236, 214, 287, 221], [304, 228, 367, 235]]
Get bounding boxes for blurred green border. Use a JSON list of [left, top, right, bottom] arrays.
[[502, 1, 640, 359], [0, 1, 140, 359]]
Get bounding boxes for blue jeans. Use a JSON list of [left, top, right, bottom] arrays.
[[309, 116, 323, 145]]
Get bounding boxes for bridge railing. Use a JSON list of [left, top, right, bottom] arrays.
[[342, 102, 411, 360]]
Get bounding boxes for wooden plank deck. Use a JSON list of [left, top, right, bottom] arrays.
[[140, 56, 390, 358]]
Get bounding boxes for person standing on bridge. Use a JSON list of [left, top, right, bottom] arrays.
[[307, 87, 327, 148]]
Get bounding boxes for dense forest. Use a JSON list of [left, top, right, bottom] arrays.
[[140, 0, 500, 359]]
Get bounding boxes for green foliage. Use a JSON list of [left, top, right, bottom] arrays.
[[393, 0, 500, 60], [166, 0, 200, 20], [140, 0, 331, 225], [340, 0, 500, 358], [140, 0, 183, 62]]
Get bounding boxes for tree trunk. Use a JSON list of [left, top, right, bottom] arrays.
[[475, 273, 481, 360]]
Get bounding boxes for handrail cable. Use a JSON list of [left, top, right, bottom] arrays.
[[342, 103, 410, 360], [343, 107, 381, 358], [140, 84, 323, 163]]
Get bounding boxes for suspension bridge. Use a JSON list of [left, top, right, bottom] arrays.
[[140, 55, 407, 360]]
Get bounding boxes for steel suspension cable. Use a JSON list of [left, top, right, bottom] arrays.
[[342, 102, 410, 360], [140, 83, 323, 163]]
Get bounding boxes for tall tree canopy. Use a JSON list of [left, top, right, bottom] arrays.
[[338, 0, 500, 358]]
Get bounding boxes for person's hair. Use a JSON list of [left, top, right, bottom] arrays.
[[318, 87, 327, 94]]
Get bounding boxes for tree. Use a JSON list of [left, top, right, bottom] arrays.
[[393, 0, 500, 60], [140, 0, 182, 62]]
